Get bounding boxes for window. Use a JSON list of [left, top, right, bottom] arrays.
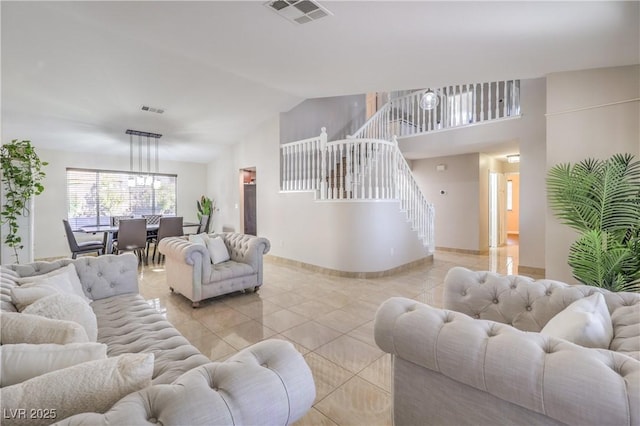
[[507, 180, 513, 211], [67, 168, 177, 230]]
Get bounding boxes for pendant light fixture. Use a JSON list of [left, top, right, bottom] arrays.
[[125, 129, 162, 187], [420, 89, 439, 110]]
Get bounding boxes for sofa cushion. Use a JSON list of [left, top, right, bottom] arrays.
[[209, 260, 254, 282], [0, 353, 153, 426], [11, 267, 90, 312], [0, 312, 89, 345], [91, 293, 210, 384], [0, 267, 20, 312], [17, 263, 91, 304], [609, 301, 640, 360], [188, 232, 209, 247], [207, 236, 231, 264], [541, 293, 613, 349], [22, 293, 98, 342], [0, 342, 107, 387]]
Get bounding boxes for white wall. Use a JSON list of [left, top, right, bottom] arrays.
[[518, 78, 547, 271], [31, 148, 207, 259], [208, 115, 429, 273], [412, 153, 481, 251], [546, 64, 640, 283]]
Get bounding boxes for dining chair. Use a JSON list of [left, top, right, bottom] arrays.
[[150, 216, 184, 263], [196, 214, 210, 234], [110, 215, 134, 246], [142, 214, 162, 225], [112, 218, 148, 265], [62, 219, 104, 259], [110, 215, 134, 226], [142, 214, 162, 246]]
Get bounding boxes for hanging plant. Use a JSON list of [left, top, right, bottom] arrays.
[[1, 140, 48, 263], [547, 153, 640, 292]]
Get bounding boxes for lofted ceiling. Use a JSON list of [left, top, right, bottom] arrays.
[[2, 1, 639, 163]]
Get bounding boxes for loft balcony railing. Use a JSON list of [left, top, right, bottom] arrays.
[[350, 80, 521, 140]]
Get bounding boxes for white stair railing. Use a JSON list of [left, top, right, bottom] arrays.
[[280, 130, 435, 250], [351, 79, 521, 139]]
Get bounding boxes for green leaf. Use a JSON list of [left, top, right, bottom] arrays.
[[548, 153, 640, 292]]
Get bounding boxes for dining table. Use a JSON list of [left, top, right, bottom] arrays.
[[80, 221, 199, 254]]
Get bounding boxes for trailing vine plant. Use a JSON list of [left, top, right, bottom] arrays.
[[0, 140, 47, 263]]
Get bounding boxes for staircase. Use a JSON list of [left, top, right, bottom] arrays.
[[280, 79, 521, 252]]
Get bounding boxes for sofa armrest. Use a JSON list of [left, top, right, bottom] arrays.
[[54, 339, 315, 426], [375, 297, 640, 426], [218, 233, 270, 268], [159, 237, 212, 278]]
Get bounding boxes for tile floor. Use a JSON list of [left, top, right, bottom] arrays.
[[137, 240, 539, 425]]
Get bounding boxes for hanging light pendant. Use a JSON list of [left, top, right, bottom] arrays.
[[420, 89, 439, 110], [128, 133, 136, 187], [125, 129, 163, 186]]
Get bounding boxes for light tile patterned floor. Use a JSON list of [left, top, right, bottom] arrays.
[[138, 240, 535, 425]]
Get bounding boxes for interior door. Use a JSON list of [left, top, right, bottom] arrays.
[[243, 184, 257, 236]]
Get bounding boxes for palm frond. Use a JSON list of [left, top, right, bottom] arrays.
[[568, 230, 640, 291]]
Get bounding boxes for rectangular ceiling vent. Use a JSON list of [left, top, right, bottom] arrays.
[[264, 0, 332, 24], [141, 105, 165, 114]]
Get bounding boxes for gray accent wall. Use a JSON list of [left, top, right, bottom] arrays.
[[279, 94, 366, 144]]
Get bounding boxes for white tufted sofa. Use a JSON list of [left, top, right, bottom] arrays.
[[0, 254, 315, 425], [374, 266, 640, 426], [159, 233, 270, 307]]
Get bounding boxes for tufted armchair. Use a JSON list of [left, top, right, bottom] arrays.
[[375, 266, 640, 426], [158, 232, 270, 307]]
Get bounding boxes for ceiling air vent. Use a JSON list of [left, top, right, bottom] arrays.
[[264, 0, 332, 25], [141, 105, 165, 114]]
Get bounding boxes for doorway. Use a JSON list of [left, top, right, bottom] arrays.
[[506, 172, 520, 245], [488, 171, 507, 248], [239, 168, 257, 236]]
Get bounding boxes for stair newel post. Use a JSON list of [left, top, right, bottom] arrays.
[[345, 141, 352, 199], [320, 127, 327, 200], [287, 145, 292, 191], [375, 142, 380, 199], [360, 140, 365, 199], [393, 136, 399, 203], [281, 145, 286, 190]]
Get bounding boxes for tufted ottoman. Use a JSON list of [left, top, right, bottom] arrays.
[[159, 232, 270, 307], [374, 266, 640, 426]]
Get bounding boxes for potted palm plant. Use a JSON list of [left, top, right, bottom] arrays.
[[547, 153, 640, 292]]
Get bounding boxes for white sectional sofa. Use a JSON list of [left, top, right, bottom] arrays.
[[0, 254, 314, 425], [375, 266, 640, 426]]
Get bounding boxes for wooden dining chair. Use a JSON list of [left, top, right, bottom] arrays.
[[150, 216, 184, 263], [62, 219, 104, 259], [112, 218, 148, 265]]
